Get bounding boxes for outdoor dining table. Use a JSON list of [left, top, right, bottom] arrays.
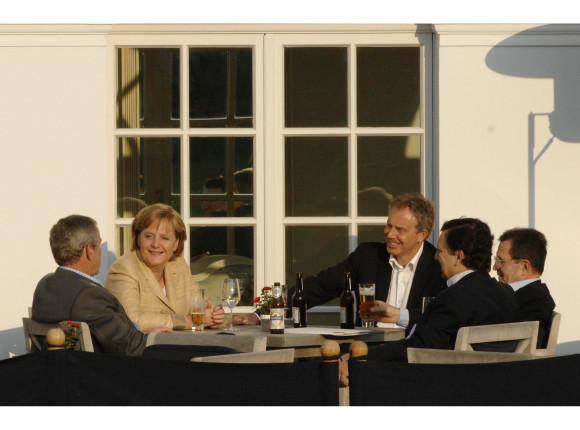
[[173, 324, 406, 358]]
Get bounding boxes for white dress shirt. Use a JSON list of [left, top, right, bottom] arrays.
[[382, 243, 424, 327]]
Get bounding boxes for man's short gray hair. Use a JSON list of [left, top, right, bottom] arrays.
[[49, 215, 99, 266]]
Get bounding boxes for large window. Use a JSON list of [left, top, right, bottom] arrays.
[[113, 28, 431, 309]]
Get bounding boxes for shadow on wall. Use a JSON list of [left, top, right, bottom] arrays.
[[486, 24, 580, 227], [486, 24, 580, 144], [0, 327, 26, 359]]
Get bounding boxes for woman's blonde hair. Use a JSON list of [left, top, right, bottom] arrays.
[[131, 203, 187, 257]]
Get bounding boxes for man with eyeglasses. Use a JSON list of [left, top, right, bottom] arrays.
[[338, 217, 517, 381], [493, 228, 556, 347]]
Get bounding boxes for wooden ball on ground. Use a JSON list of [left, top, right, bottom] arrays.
[[349, 340, 368, 358], [321, 340, 340, 360], [46, 328, 65, 347]]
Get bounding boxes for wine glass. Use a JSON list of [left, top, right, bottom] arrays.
[[222, 278, 241, 331]]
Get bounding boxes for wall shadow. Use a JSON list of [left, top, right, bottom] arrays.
[[486, 24, 580, 227], [0, 327, 26, 359]]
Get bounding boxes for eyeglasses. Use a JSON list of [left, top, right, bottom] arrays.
[[493, 255, 521, 265]]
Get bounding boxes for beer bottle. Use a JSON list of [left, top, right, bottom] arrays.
[[270, 283, 285, 334], [292, 272, 307, 328], [340, 272, 355, 329]]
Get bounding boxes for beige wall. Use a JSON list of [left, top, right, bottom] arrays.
[[436, 24, 580, 351], [1, 24, 579, 358], [0, 27, 111, 357]]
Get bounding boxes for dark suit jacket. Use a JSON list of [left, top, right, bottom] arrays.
[[32, 268, 148, 356], [367, 271, 519, 362], [515, 280, 555, 347], [287, 241, 447, 328]]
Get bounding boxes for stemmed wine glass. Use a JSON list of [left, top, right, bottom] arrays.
[[221, 278, 241, 331]]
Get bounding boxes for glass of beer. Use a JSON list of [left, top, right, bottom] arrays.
[[191, 289, 205, 332], [359, 283, 376, 328]]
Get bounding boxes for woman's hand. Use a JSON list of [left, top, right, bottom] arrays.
[[205, 302, 225, 328]]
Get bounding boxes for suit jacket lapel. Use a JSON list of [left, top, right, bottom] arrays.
[[408, 242, 436, 306], [136, 255, 177, 313], [376, 245, 391, 302]]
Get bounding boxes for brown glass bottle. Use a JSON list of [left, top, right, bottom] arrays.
[[292, 272, 307, 327], [340, 272, 355, 329], [270, 283, 285, 334]]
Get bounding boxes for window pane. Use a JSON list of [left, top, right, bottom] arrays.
[[190, 228, 254, 307], [285, 136, 348, 216], [189, 48, 253, 128], [358, 225, 386, 244], [357, 47, 420, 127], [117, 226, 132, 256], [190, 226, 253, 260], [285, 47, 348, 127], [117, 48, 180, 128], [190, 137, 253, 217], [117, 137, 181, 217], [357, 136, 420, 216], [285, 225, 349, 289]]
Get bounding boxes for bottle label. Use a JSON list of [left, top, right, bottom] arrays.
[[340, 307, 346, 324], [270, 308, 285, 330], [292, 307, 300, 323]]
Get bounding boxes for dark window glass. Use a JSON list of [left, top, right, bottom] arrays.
[[285, 225, 349, 288], [117, 137, 181, 217], [357, 47, 420, 127], [285, 136, 348, 216], [357, 135, 421, 216], [117, 48, 180, 128], [285, 47, 348, 127], [189, 48, 253, 127], [190, 137, 253, 217]]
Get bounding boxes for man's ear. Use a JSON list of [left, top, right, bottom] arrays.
[[455, 249, 465, 265], [418, 229, 429, 242], [85, 244, 95, 261], [520, 258, 532, 274]]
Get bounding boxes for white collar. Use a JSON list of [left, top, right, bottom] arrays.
[[389, 242, 424, 272], [510, 278, 541, 292], [446, 269, 474, 287], [60, 266, 103, 287]]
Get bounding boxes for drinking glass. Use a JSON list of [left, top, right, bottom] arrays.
[[190, 289, 205, 332], [359, 283, 376, 328], [422, 296, 435, 313], [222, 278, 241, 331]]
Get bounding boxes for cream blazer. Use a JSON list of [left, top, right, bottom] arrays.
[[105, 251, 197, 332]]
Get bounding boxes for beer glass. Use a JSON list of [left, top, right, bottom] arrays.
[[190, 289, 205, 332], [359, 283, 376, 328]]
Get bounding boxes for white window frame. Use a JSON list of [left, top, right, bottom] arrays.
[[265, 32, 433, 286], [108, 26, 433, 305]]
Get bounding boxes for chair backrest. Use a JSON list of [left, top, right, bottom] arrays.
[[22, 317, 94, 353], [454, 321, 539, 354], [407, 347, 538, 364], [143, 344, 237, 361], [146, 331, 267, 353], [191, 348, 295, 363], [535, 311, 561, 357]]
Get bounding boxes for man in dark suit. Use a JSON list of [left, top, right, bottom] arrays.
[[494, 228, 556, 347], [32, 215, 171, 356], [339, 217, 518, 383], [287, 193, 447, 330]]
